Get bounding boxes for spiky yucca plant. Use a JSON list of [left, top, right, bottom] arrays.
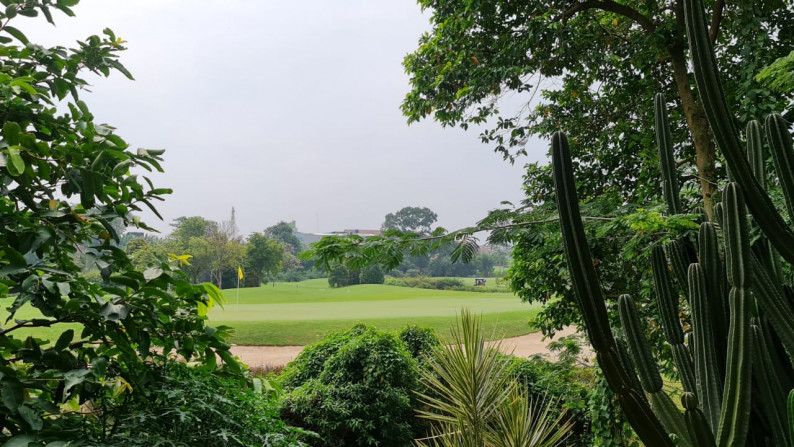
[[415, 310, 573, 447]]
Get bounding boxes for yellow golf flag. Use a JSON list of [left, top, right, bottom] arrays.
[[238, 267, 244, 280]]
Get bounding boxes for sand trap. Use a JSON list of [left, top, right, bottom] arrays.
[[230, 326, 584, 369]]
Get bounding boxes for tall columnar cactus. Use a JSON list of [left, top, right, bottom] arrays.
[[550, 0, 794, 444]]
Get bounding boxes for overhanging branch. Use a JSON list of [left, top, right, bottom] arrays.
[[559, 0, 656, 33]]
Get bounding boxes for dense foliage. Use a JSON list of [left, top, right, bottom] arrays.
[[81, 362, 308, 446], [0, 2, 256, 443], [279, 325, 428, 447]]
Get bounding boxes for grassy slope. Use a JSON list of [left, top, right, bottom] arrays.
[[210, 279, 540, 345]]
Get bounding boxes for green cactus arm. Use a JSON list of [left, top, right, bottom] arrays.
[[698, 222, 729, 369], [672, 344, 697, 395], [750, 323, 789, 446], [615, 336, 645, 393], [749, 256, 794, 357], [766, 114, 794, 221], [650, 391, 695, 447], [689, 263, 723, 433], [746, 120, 766, 191], [683, 0, 794, 265], [655, 93, 683, 215], [788, 389, 794, 446], [682, 393, 718, 447], [666, 240, 693, 300], [618, 294, 663, 393], [652, 246, 685, 345], [552, 131, 675, 447], [551, 131, 613, 351], [716, 184, 753, 447]]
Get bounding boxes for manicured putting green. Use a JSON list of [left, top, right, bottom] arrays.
[[209, 279, 540, 345]]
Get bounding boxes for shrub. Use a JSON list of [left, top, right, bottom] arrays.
[[398, 325, 440, 359], [280, 325, 420, 447], [507, 355, 594, 446], [359, 265, 385, 284], [82, 362, 309, 446], [327, 263, 361, 287], [327, 264, 349, 288]]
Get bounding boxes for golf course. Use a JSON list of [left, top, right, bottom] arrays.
[[0, 278, 541, 347], [209, 278, 541, 345]]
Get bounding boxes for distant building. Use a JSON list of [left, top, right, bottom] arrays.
[[295, 229, 382, 246], [341, 229, 381, 236]]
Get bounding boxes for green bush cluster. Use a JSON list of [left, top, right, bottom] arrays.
[[279, 325, 433, 446], [81, 362, 308, 446], [327, 264, 384, 287], [384, 276, 507, 293]]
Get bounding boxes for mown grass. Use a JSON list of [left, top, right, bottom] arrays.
[[0, 279, 540, 346], [209, 279, 539, 345]]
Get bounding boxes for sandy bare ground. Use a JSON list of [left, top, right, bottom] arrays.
[[230, 326, 584, 369]]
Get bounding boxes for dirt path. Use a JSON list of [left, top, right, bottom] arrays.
[[230, 326, 583, 369]]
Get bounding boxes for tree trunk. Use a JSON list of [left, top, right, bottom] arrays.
[[669, 4, 718, 220]]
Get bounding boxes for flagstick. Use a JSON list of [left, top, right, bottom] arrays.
[[236, 274, 240, 310]]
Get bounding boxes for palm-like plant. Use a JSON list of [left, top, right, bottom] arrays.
[[415, 310, 573, 447]]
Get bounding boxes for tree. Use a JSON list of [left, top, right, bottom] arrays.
[[169, 216, 213, 244], [382, 206, 438, 235], [265, 220, 302, 255], [245, 232, 284, 284], [403, 0, 792, 219], [166, 216, 216, 283], [0, 3, 236, 442]]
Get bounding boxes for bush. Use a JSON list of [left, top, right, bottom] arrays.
[[359, 265, 385, 284], [398, 325, 440, 359], [279, 325, 420, 447], [505, 337, 596, 447], [327, 264, 361, 287], [82, 362, 309, 446]]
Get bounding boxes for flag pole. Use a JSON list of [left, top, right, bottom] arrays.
[[237, 266, 242, 310]]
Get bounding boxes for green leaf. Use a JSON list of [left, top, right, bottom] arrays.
[[143, 268, 163, 281], [91, 357, 107, 377], [99, 302, 130, 322], [1, 435, 36, 447], [54, 330, 74, 351], [18, 405, 43, 431], [63, 369, 90, 395], [4, 147, 23, 176], [2, 122, 21, 145], [1, 379, 23, 412], [3, 26, 28, 44], [4, 5, 17, 19]]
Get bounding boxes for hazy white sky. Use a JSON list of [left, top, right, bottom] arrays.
[[26, 1, 548, 237]]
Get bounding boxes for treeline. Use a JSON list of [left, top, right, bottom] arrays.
[[122, 214, 322, 289]]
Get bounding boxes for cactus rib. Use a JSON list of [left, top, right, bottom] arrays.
[[618, 294, 663, 393], [655, 93, 683, 215], [688, 263, 722, 433], [750, 323, 789, 446], [715, 184, 752, 447], [682, 393, 718, 447], [766, 114, 794, 221]]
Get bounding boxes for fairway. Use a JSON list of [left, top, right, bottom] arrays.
[[0, 279, 542, 347], [209, 279, 540, 345]]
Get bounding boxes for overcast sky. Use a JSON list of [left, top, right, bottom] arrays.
[[26, 1, 548, 237]]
